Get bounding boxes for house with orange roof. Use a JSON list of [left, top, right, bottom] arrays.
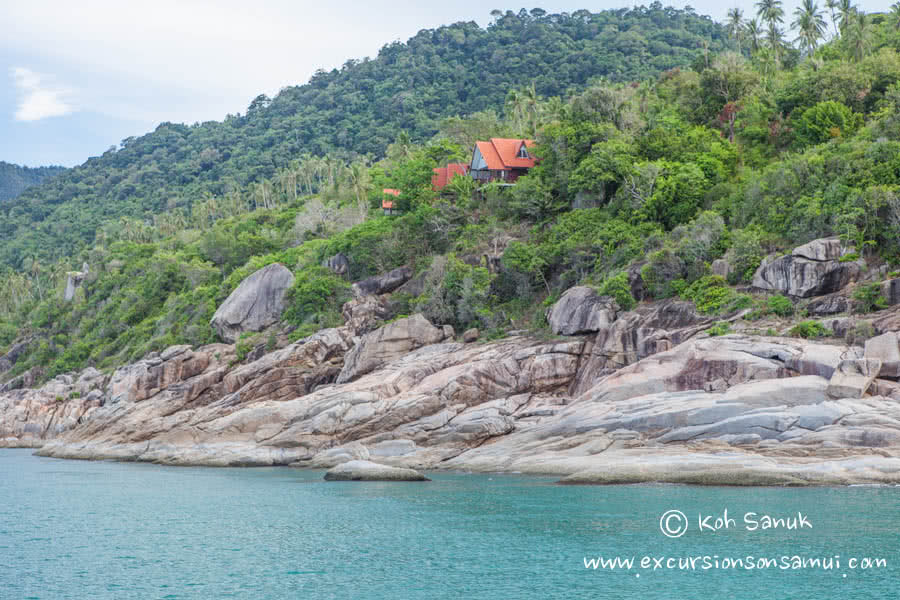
[[432, 163, 469, 191], [469, 138, 536, 184], [382, 188, 401, 215]]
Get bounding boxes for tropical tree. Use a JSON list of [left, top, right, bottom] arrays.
[[890, 2, 900, 31], [506, 82, 540, 137], [845, 8, 871, 62], [727, 7, 745, 51], [837, 0, 854, 35], [756, 0, 785, 33], [347, 161, 372, 222], [825, 0, 840, 37], [745, 18, 764, 52], [446, 170, 477, 207], [792, 0, 827, 55]]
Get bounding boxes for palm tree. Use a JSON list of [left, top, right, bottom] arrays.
[[347, 161, 371, 222], [792, 0, 827, 55], [756, 0, 785, 62], [890, 2, 900, 31], [745, 18, 763, 52], [825, 0, 840, 37], [837, 0, 854, 36], [846, 8, 871, 62], [727, 8, 744, 51]]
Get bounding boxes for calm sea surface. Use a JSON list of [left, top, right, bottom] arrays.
[[1, 449, 897, 599]]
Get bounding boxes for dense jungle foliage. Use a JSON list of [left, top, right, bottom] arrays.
[[0, 5, 726, 270], [3, 2, 900, 386], [0, 162, 66, 203]]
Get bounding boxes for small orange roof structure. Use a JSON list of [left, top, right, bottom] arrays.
[[382, 188, 401, 210], [472, 138, 536, 171], [432, 163, 468, 190]]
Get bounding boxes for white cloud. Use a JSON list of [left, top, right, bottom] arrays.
[[11, 67, 76, 122]]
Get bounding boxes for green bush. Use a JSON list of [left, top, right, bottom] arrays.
[[234, 334, 254, 362], [680, 275, 732, 314], [789, 321, 832, 339], [793, 101, 863, 146], [852, 283, 888, 313], [598, 272, 636, 311], [282, 265, 351, 326], [0, 322, 17, 347], [728, 228, 765, 284], [642, 249, 684, 299], [766, 295, 795, 317], [707, 321, 731, 336], [415, 254, 496, 331]]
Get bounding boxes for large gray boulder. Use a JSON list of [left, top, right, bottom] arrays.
[[752, 238, 861, 298], [827, 359, 881, 399], [324, 460, 429, 481], [792, 238, 847, 261], [865, 332, 900, 378], [337, 314, 445, 383], [882, 279, 900, 306], [548, 286, 618, 336], [211, 263, 295, 343], [322, 253, 350, 277], [64, 263, 90, 302], [805, 294, 850, 316], [341, 295, 390, 337], [352, 265, 413, 298]]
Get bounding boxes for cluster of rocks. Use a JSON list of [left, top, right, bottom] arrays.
[[4, 242, 900, 486]]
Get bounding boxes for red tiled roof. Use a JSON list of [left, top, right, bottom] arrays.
[[492, 138, 536, 169], [382, 188, 400, 209], [474, 138, 536, 171], [432, 163, 468, 190], [475, 140, 505, 171]]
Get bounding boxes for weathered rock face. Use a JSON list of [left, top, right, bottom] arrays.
[[322, 253, 350, 277], [865, 332, 900, 378], [18, 328, 584, 467], [210, 263, 295, 343], [711, 259, 731, 279], [341, 296, 390, 337], [626, 262, 646, 301], [323, 460, 429, 481], [7, 298, 900, 485], [826, 359, 881, 399], [337, 314, 446, 384], [64, 263, 90, 302], [805, 294, 851, 316], [793, 238, 848, 261], [882, 279, 900, 307], [752, 238, 861, 298], [352, 266, 413, 298], [570, 299, 714, 396], [547, 286, 617, 336]]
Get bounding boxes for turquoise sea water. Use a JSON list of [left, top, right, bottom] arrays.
[[1, 449, 897, 599]]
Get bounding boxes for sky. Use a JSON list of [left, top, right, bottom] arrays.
[[1, 1, 895, 168]]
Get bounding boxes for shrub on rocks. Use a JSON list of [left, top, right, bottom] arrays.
[[598, 272, 636, 311], [789, 320, 832, 339]]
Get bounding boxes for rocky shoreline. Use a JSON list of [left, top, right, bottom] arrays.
[[4, 238, 900, 486]]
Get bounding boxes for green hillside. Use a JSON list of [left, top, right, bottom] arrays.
[[0, 162, 66, 203], [0, 6, 726, 269], [3, 4, 900, 386]]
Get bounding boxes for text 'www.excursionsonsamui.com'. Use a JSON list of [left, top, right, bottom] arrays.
[[583, 555, 887, 573]]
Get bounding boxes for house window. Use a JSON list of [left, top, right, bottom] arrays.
[[517, 145, 529, 159]]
